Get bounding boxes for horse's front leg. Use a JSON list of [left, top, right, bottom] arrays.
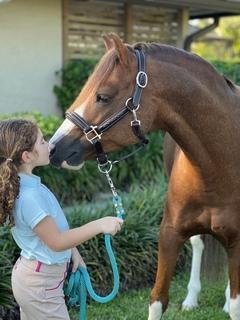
[[182, 235, 204, 310], [148, 218, 185, 320], [228, 244, 240, 320]]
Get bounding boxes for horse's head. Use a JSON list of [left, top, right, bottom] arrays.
[[50, 34, 153, 169]]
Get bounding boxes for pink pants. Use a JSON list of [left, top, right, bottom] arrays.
[[11, 256, 70, 320]]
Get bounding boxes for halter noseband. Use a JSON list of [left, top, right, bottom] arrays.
[[66, 49, 148, 166]]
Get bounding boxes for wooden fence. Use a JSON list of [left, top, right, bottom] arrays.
[[63, 0, 180, 60]]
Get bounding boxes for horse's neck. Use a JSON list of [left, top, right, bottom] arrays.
[[148, 53, 240, 180]]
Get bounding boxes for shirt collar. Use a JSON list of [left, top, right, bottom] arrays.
[[18, 173, 41, 187]]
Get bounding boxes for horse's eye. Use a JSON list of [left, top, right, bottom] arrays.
[[96, 94, 111, 105]]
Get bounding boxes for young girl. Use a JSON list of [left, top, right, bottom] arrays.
[[0, 119, 123, 320]]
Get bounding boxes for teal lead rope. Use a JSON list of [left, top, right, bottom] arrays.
[[65, 162, 125, 319]]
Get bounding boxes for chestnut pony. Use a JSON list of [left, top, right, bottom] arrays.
[[49, 34, 240, 319]]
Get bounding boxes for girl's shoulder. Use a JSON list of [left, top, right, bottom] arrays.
[[17, 187, 42, 206]]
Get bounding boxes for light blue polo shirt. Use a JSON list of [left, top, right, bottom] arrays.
[[11, 173, 71, 265]]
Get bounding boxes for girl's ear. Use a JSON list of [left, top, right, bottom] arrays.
[[21, 151, 31, 163]]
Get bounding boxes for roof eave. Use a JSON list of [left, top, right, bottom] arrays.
[[190, 12, 240, 19]]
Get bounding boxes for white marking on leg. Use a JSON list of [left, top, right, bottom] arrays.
[[148, 301, 162, 320], [182, 235, 204, 310], [230, 295, 240, 320], [49, 104, 86, 145], [223, 281, 230, 314]]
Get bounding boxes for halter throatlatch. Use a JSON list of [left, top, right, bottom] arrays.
[[66, 48, 148, 167]]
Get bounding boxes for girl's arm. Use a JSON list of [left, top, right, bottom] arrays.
[[34, 216, 123, 252]]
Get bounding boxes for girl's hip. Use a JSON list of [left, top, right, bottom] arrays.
[[12, 256, 69, 300], [13, 256, 69, 275]]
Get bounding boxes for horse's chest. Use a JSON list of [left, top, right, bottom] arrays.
[[168, 156, 205, 202]]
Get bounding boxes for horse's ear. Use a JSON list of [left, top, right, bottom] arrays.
[[110, 33, 129, 67], [103, 34, 113, 51]]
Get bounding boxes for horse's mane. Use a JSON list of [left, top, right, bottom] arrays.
[[134, 41, 207, 64], [133, 42, 238, 93]]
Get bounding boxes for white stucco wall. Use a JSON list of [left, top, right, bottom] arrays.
[[0, 0, 62, 116]]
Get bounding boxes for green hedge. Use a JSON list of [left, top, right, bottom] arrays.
[[0, 226, 20, 319], [211, 60, 240, 84], [54, 59, 98, 114]]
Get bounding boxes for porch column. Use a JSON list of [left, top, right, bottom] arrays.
[[177, 8, 189, 48]]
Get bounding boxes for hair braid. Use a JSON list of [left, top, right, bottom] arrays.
[[0, 119, 38, 226]]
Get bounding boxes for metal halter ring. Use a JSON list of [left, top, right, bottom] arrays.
[[125, 98, 140, 112], [136, 71, 148, 88], [98, 160, 113, 174]]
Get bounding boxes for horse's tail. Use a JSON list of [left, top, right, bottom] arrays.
[[201, 234, 227, 281]]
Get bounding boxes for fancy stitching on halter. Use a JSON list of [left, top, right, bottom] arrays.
[[66, 48, 149, 169]]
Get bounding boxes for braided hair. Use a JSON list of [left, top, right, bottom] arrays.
[[0, 119, 38, 226]]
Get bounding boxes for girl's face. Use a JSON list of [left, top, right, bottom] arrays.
[[31, 129, 50, 167]]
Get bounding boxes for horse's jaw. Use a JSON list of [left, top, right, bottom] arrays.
[[61, 161, 85, 170]]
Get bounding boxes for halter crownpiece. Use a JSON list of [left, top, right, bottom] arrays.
[[66, 48, 149, 166]]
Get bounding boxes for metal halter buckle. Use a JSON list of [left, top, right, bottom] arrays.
[[84, 126, 102, 144], [125, 98, 140, 112], [136, 71, 148, 88]]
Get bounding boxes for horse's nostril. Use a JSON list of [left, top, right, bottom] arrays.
[[66, 151, 78, 161]]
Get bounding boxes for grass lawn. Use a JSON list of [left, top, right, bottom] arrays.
[[69, 274, 229, 320]]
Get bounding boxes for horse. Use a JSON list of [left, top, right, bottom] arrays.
[[49, 34, 240, 320]]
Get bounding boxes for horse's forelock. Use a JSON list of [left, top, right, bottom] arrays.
[[74, 49, 120, 107]]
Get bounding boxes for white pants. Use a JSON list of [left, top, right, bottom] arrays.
[[11, 256, 70, 320]]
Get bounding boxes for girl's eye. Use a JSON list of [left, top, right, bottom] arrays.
[[96, 94, 111, 104]]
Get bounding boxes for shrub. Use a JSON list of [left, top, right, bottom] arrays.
[[0, 252, 13, 309], [54, 59, 98, 114], [0, 227, 20, 319], [211, 60, 240, 84]]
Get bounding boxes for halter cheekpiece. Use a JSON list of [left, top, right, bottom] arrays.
[[66, 48, 148, 167]]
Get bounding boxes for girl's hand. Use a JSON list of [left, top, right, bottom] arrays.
[[71, 247, 86, 272], [98, 217, 124, 236]]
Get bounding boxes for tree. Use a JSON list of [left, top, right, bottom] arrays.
[[191, 16, 240, 61]]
